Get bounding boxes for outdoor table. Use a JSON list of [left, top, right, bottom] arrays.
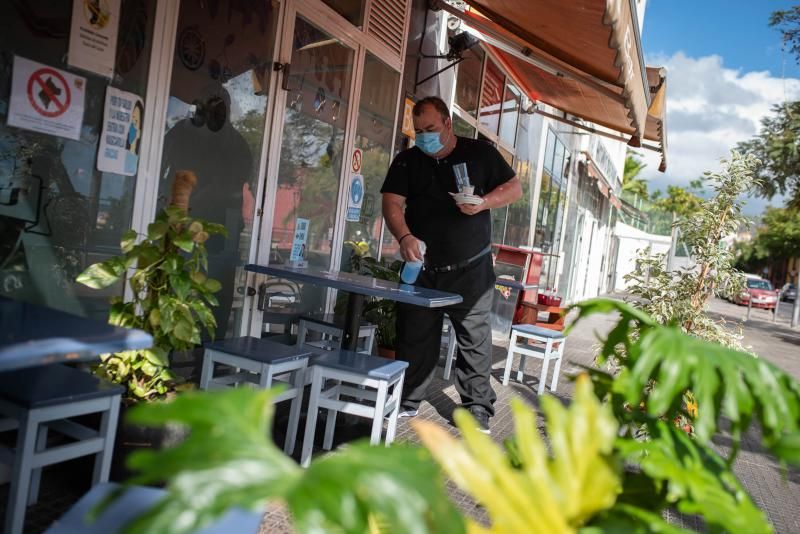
[[244, 264, 463, 350], [0, 296, 153, 372]]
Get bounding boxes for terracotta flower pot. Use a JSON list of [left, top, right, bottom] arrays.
[[377, 346, 396, 360]]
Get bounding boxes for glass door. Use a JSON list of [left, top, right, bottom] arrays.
[[265, 14, 357, 317], [157, 0, 280, 339]]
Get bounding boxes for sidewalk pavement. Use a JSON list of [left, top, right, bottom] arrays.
[[263, 295, 800, 533]]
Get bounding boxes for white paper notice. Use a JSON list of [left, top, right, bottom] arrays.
[[68, 0, 121, 78], [290, 218, 310, 263], [97, 87, 144, 176], [7, 56, 86, 141]]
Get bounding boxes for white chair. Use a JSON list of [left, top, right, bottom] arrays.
[[502, 324, 566, 395], [296, 314, 377, 355], [200, 337, 311, 455], [0, 365, 123, 534], [441, 316, 457, 380], [300, 350, 408, 468]]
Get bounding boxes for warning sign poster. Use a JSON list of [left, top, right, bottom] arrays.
[[7, 56, 86, 141]]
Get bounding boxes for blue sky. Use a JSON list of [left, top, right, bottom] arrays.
[[643, 1, 799, 79], [637, 1, 800, 216]]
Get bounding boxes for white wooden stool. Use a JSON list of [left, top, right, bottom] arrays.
[[200, 337, 311, 455], [502, 324, 566, 394], [0, 365, 123, 534], [297, 314, 377, 355], [300, 350, 408, 468]]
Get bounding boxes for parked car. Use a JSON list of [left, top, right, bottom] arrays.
[[782, 283, 797, 303], [733, 275, 779, 309]]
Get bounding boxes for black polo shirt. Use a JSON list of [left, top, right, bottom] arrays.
[[381, 137, 516, 266]]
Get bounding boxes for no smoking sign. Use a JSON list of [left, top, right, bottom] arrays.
[[8, 56, 86, 141], [351, 148, 362, 173], [27, 68, 72, 118]]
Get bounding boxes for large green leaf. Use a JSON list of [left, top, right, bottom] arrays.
[[116, 388, 463, 534], [76, 258, 126, 289], [616, 420, 772, 534], [570, 299, 800, 464], [120, 229, 138, 253], [288, 443, 465, 534], [626, 327, 800, 458]]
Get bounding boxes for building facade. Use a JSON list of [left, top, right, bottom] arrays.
[[0, 0, 663, 341]]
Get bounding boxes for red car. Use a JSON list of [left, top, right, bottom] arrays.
[[734, 276, 779, 309]]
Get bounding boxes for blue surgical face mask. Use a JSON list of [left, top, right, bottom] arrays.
[[415, 131, 443, 154], [416, 129, 449, 155]]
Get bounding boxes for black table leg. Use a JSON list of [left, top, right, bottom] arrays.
[[341, 292, 365, 351]]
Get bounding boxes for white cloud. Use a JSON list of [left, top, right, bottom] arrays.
[[639, 52, 800, 215]]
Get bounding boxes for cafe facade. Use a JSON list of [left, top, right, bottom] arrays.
[[0, 0, 666, 341]]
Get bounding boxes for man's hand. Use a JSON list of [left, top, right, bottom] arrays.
[[457, 201, 488, 216], [400, 235, 425, 262]]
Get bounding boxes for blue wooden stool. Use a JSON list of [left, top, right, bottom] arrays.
[[200, 337, 311, 455], [45, 482, 262, 533], [502, 324, 566, 394], [300, 351, 408, 468], [0, 365, 124, 534]]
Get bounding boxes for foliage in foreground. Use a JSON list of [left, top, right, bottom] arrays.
[[105, 299, 800, 533]]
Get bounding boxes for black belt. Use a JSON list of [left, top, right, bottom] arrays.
[[426, 245, 492, 273]]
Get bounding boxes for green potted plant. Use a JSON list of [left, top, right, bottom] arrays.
[[76, 171, 226, 477], [345, 244, 401, 359], [77, 171, 226, 401]]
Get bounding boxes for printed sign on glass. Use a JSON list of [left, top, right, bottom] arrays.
[[346, 174, 364, 222], [97, 87, 144, 176], [7, 56, 86, 141], [290, 218, 310, 263], [68, 0, 121, 78]]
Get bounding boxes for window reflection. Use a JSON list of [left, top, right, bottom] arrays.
[[342, 53, 399, 271], [498, 84, 520, 146], [158, 0, 278, 335], [454, 46, 484, 118], [0, 0, 157, 317], [479, 60, 503, 134], [267, 18, 355, 316]]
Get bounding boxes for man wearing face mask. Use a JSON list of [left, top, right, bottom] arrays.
[[380, 96, 522, 433]]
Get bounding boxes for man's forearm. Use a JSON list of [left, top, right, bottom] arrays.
[[382, 195, 411, 240], [483, 177, 523, 210]]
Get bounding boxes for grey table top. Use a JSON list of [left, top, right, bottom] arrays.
[[245, 264, 463, 307], [0, 297, 153, 372]]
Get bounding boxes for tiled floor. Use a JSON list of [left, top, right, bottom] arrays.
[[5, 296, 799, 533]]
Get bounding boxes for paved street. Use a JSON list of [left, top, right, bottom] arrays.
[[264, 295, 800, 533]]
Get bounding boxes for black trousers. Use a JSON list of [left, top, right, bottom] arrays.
[[395, 254, 497, 416]]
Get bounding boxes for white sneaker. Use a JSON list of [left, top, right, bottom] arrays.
[[398, 408, 419, 418]]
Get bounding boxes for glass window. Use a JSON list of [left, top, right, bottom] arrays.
[[498, 84, 520, 147], [490, 147, 513, 245], [269, 17, 355, 315], [0, 0, 157, 318], [504, 112, 534, 248], [452, 113, 476, 138], [478, 60, 503, 134], [543, 129, 555, 173], [321, 0, 365, 27], [341, 53, 399, 270], [454, 46, 484, 118], [159, 0, 279, 335]]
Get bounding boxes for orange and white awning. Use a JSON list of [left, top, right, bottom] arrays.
[[442, 0, 668, 171]]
